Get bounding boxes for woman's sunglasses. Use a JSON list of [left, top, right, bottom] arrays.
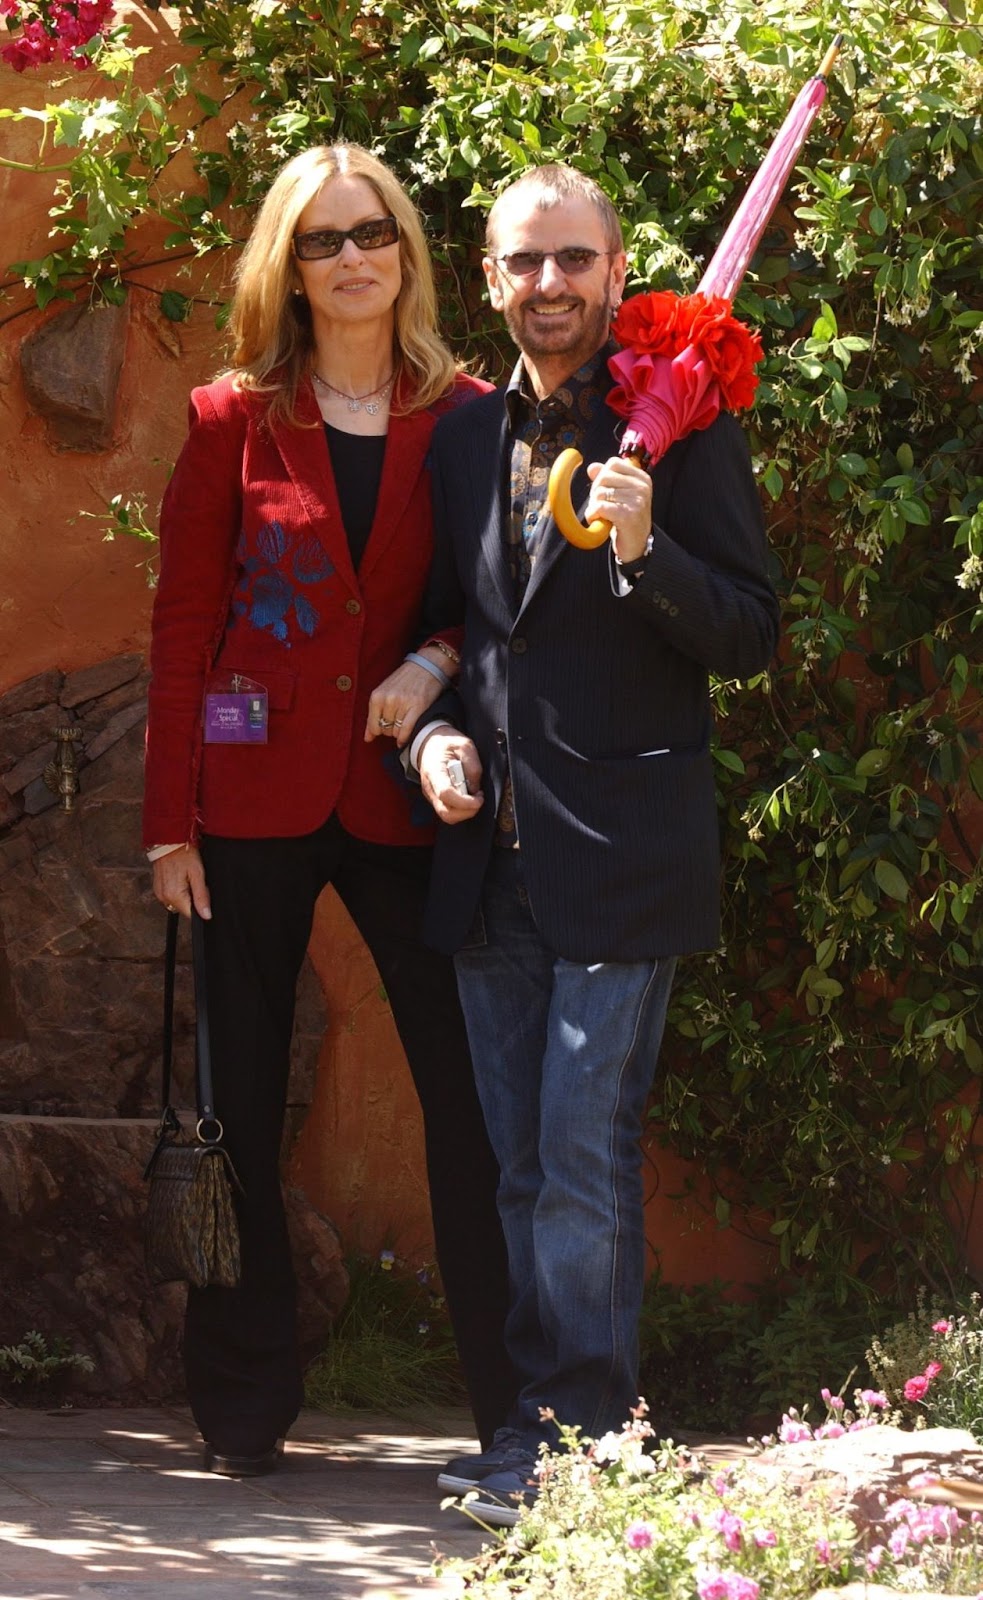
[[493, 248, 611, 277], [293, 216, 400, 261]]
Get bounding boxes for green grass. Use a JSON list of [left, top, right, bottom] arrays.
[[304, 1252, 467, 1414]]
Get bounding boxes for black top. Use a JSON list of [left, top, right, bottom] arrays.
[[324, 424, 386, 571]]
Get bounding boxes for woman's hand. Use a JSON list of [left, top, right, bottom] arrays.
[[152, 845, 212, 920], [365, 648, 457, 748]]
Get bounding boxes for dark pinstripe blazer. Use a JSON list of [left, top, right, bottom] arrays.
[[419, 379, 780, 963]]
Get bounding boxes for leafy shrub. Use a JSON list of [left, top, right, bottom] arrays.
[[639, 1277, 888, 1433], [0, 1331, 94, 1393]]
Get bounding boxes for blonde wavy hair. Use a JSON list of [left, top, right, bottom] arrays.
[[227, 144, 458, 421]]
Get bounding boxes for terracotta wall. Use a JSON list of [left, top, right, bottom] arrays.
[[0, 12, 775, 1292]]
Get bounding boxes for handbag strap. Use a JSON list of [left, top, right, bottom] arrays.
[[160, 907, 220, 1137]]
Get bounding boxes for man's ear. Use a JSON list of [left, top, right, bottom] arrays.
[[482, 256, 505, 312], [611, 251, 628, 307]]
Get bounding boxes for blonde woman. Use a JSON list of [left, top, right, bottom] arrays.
[[143, 144, 513, 1476]]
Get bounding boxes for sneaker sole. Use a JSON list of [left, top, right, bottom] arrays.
[[459, 1498, 521, 1529]]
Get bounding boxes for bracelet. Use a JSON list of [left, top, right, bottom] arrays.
[[424, 637, 461, 666], [404, 651, 451, 690], [613, 532, 655, 568]]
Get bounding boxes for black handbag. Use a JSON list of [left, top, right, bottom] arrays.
[[144, 907, 243, 1288]]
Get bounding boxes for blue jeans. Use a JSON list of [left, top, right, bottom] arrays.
[[454, 850, 676, 1449]]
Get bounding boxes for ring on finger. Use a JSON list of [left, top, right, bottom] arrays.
[[393, 719, 404, 729], [378, 716, 394, 729], [165, 902, 177, 912]]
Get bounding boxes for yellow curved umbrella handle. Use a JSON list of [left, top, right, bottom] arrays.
[[548, 448, 611, 550]]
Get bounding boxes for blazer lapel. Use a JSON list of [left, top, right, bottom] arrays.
[[357, 407, 435, 586], [268, 382, 359, 596], [455, 398, 514, 623]]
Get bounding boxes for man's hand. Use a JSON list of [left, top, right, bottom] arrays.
[[418, 728, 484, 824], [585, 456, 653, 564]]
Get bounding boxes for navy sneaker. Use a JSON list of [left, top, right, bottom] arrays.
[[464, 1461, 539, 1528], [437, 1427, 531, 1495]]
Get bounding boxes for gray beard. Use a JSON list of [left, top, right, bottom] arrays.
[[504, 273, 615, 369]]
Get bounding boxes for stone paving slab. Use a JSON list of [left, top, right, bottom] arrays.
[[0, 1405, 489, 1598]]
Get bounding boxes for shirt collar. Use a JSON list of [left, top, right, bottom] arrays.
[[504, 340, 615, 429]]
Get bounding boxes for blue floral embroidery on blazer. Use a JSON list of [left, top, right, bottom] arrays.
[[229, 521, 335, 645]]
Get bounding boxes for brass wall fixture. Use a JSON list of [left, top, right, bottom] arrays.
[[44, 724, 84, 811]]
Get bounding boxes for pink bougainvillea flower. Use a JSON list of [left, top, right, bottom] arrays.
[[696, 1567, 759, 1600], [778, 1414, 813, 1443], [904, 1374, 930, 1402], [753, 1528, 777, 1548], [866, 1544, 886, 1571], [815, 1421, 846, 1440], [924, 1360, 943, 1380], [859, 1389, 888, 1408], [815, 1538, 832, 1565], [820, 1388, 845, 1409], [890, 1525, 910, 1560], [709, 1508, 744, 1552], [933, 1319, 952, 1334], [625, 1520, 654, 1550]]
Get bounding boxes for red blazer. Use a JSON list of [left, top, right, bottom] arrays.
[[142, 370, 489, 849]]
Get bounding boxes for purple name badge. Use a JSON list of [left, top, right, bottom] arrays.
[[204, 691, 268, 744]]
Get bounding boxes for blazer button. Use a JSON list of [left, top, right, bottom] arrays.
[[669, 604, 679, 617], [336, 675, 353, 691], [511, 637, 528, 654], [345, 599, 361, 615], [495, 728, 506, 746], [659, 597, 670, 610]]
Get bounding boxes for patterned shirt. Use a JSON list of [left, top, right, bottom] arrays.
[[495, 342, 614, 844]]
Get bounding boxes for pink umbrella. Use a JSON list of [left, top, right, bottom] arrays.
[[549, 36, 842, 549]]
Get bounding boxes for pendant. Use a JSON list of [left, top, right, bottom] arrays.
[[364, 398, 382, 415], [347, 397, 360, 413]]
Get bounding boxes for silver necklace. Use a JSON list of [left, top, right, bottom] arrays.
[[312, 369, 394, 416]]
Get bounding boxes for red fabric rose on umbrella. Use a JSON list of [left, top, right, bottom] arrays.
[[606, 292, 763, 467]]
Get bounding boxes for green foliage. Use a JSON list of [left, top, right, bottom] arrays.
[[303, 1252, 465, 1413], [639, 1277, 884, 1432], [77, 492, 160, 586], [0, 1331, 94, 1392], [3, 0, 981, 1319]]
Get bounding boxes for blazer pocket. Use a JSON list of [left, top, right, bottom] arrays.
[[206, 663, 297, 712]]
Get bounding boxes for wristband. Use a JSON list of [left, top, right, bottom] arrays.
[[404, 651, 451, 690]]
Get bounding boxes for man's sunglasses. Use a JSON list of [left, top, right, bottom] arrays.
[[493, 248, 612, 277], [293, 216, 400, 261]]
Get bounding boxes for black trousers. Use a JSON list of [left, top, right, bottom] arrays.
[[186, 815, 515, 1453]]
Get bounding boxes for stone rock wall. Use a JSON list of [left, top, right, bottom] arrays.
[[0, 655, 343, 1400]]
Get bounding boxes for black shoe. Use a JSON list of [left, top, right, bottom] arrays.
[[203, 1439, 284, 1477]]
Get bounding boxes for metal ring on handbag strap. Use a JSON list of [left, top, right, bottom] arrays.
[[196, 1117, 225, 1144]]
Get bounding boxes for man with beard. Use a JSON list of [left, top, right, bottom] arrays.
[[409, 166, 778, 1524]]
